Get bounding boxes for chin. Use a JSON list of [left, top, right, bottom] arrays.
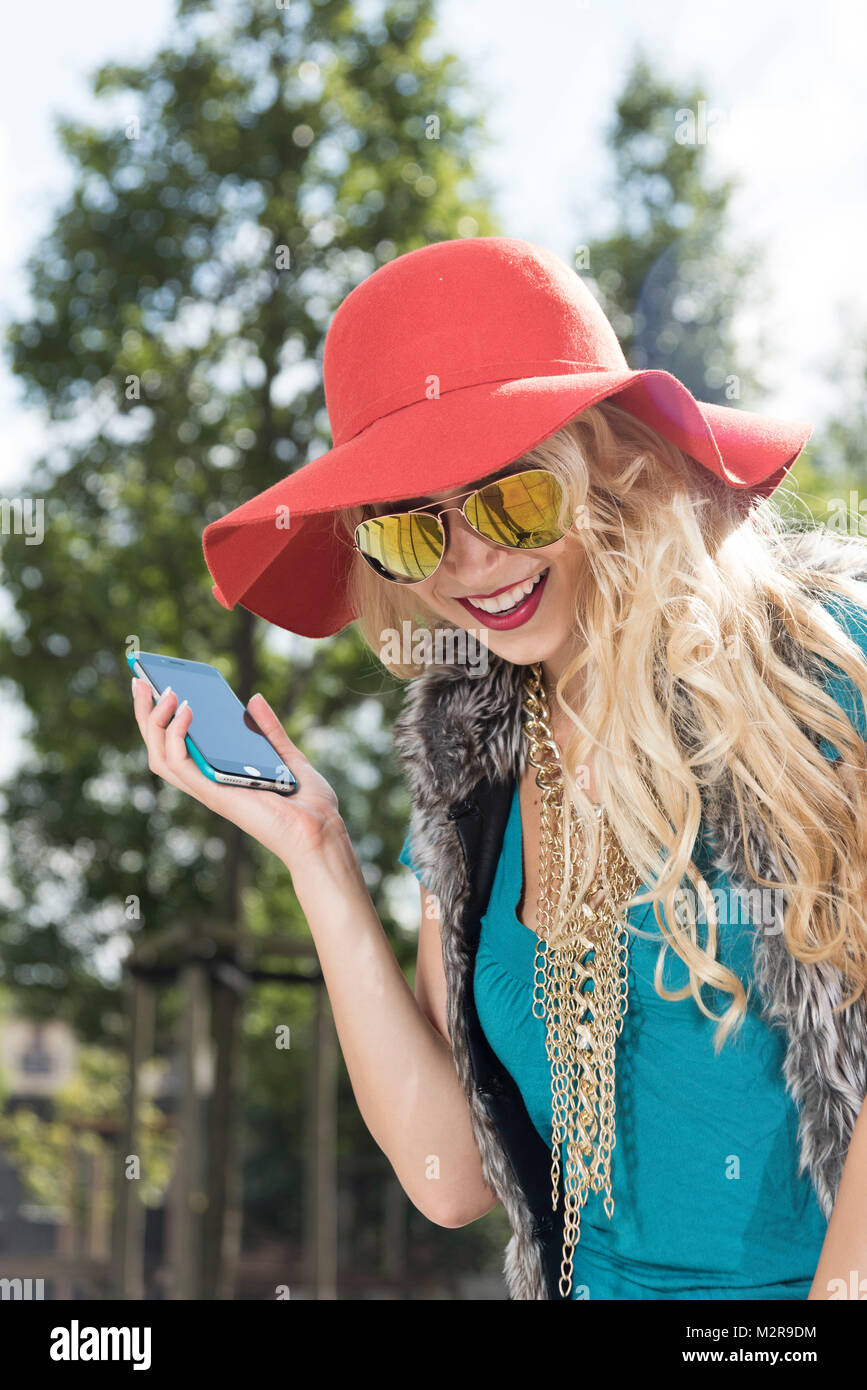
[[475, 624, 571, 669]]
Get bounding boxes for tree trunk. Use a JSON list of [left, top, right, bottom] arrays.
[[202, 963, 246, 1298], [305, 983, 338, 1299], [112, 974, 154, 1298]]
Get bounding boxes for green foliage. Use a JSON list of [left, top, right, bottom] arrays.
[[574, 43, 866, 526], [785, 336, 867, 525], [0, 0, 499, 1035], [0, 1045, 174, 1218], [0, 0, 500, 1292], [5, 2, 862, 1295], [580, 46, 770, 409]]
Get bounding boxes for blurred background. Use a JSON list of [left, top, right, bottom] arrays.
[[0, 0, 864, 1299]]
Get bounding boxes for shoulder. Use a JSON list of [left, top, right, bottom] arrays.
[[815, 591, 867, 756], [771, 526, 867, 583], [770, 529, 867, 754], [774, 526, 867, 656], [768, 528, 867, 678]]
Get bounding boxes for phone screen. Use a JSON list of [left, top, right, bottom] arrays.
[[134, 652, 295, 786]]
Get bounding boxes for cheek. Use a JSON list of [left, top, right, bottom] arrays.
[[396, 577, 445, 621], [552, 533, 584, 575], [405, 576, 435, 606], [537, 535, 580, 579]]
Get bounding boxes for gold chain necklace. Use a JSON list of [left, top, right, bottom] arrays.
[[521, 662, 641, 1299]]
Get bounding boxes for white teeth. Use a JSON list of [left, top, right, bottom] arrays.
[[467, 569, 546, 614]]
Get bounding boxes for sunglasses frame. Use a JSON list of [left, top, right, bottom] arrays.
[[353, 465, 567, 586]]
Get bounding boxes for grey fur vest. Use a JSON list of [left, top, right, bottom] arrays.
[[391, 527, 867, 1300]]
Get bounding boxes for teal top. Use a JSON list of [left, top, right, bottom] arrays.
[[399, 594, 867, 1300]]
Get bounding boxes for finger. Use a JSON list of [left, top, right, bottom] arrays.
[[162, 698, 277, 813], [132, 679, 181, 788], [148, 684, 178, 731], [138, 684, 187, 790], [131, 676, 166, 748], [162, 698, 222, 797], [131, 675, 159, 740], [245, 692, 310, 770], [131, 675, 171, 722]]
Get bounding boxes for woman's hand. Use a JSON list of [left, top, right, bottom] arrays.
[[131, 677, 346, 873]]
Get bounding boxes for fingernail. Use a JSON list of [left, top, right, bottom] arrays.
[[131, 676, 137, 696], [157, 685, 173, 703], [177, 698, 188, 713]]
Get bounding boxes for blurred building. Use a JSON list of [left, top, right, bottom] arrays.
[[0, 1017, 79, 1294]]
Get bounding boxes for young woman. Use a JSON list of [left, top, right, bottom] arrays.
[[136, 237, 867, 1300]]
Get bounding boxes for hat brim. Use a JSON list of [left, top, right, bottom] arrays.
[[202, 369, 813, 638]]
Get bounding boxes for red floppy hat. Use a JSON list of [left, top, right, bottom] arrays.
[[201, 236, 813, 638]]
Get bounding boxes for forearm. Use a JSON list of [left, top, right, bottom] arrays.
[[807, 1093, 867, 1299], [283, 825, 489, 1225]]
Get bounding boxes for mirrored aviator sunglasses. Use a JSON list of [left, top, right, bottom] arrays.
[[353, 467, 567, 585]]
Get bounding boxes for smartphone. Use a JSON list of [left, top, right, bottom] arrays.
[[127, 650, 298, 795]]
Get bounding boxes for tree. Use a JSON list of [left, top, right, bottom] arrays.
[[0, 0, 500, 1296], [576, 46, 773, 411], [783, 329, 867, 534]]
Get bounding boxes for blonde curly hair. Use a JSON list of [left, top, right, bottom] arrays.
[[332, 399, 867, 1052]]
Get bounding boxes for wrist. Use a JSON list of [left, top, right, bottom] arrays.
[[280, 815, 366, 894]]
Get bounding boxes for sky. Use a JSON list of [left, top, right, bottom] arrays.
[[0, 0, 864, 882], [1, 0, 866, 489]]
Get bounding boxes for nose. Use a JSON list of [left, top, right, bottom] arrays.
[[439, 508, 504, 590]]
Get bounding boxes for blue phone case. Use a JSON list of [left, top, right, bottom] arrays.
[[127, 651, 296, 792]]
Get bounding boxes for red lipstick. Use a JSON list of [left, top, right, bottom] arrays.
[[455, 569, 549, 630]]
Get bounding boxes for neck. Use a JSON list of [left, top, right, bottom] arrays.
[[540, 637, 584, 713]]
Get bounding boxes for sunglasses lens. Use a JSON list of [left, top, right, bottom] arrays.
[[355, 512, 444, 583], [466, 469, 565, 548], [355, 470, 565, 583]]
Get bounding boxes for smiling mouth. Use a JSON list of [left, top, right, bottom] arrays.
[[456, 568, 548, 615]]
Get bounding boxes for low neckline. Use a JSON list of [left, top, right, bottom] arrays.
[[512, 778, 604, 939], [480, 782, 727, 977], [479, 782, 613, 982]]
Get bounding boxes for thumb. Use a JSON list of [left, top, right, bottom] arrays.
[[246, 692, 308, 768]]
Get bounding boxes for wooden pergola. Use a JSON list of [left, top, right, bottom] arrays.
[[113, 918, 338, 1299]]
